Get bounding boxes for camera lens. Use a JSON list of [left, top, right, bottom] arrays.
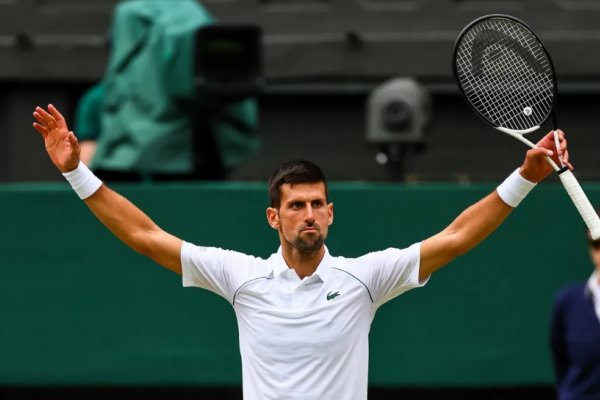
[[381, 100, 412, 132]]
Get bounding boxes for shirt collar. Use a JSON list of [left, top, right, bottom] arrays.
[[273, 245, 334, 282], [586, 271, 600, 299]]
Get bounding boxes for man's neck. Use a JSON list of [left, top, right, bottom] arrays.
[[281, 245, 325, 280]]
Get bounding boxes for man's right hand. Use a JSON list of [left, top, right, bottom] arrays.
[[33, 104, 81, 173]]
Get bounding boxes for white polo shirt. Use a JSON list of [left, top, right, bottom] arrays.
[[181, 241, 426, 400], [587, 271, 600, 322]]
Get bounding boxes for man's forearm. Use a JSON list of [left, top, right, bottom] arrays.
[[443, 191, 512, 255], [32, 104, 182, 273], [419, 191, 512, 280], [84, 185, 160, 256]]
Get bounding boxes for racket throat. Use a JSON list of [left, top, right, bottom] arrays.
[[495, 126, 540, 149], [495, 126, 540, 137]]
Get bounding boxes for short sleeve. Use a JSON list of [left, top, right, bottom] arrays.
[[181, 241, 256, 302], [356, 242, 427, 307]]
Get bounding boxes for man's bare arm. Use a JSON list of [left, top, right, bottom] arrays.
[[419, 191, 511, 281], [84, 185, 183, 274], [418, 130, 571, 281], [33, 104, 182, 275]]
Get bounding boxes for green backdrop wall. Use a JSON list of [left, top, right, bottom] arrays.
[[1, 181, 597, 387]]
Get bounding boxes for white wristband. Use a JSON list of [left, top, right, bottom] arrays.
[[62, 161, 103, 200], [496, 168, 536, 208]]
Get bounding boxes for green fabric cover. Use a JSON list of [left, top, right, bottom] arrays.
[[91, 0, 259, 174], [74, 83, 105, 141]]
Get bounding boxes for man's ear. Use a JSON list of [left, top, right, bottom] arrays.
[[328, 202, 334, 226], [266, 207, 279, 229]]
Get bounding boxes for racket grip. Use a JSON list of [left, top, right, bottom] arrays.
[[559, 169, 600, 239]]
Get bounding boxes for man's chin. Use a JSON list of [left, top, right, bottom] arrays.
[[294, 237, 325, 253]]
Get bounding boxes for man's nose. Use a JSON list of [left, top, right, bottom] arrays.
[[305, 205, 315, 222]]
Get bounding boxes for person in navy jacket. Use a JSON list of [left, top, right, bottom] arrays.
[[550, 228, 600, 400]]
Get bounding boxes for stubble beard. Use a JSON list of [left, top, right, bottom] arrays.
[[292, 226, 325, 253], [293, 234, 325, 253]]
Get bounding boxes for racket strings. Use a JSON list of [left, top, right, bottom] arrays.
[[462, 29, 550, 128], [458, 20, 551, 120], [481, 44, 549, 126], [455, 17, 554, 131], [459, 26, 552, 129], [488, 21, 553, 124]]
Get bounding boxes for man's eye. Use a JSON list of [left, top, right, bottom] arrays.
[[312, 201, 323, 208], [291, 202, 303, 209]]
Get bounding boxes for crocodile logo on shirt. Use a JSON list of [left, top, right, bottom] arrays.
[[327, 291, 341, 301]]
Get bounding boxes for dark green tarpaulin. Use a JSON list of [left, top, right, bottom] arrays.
[[92, 0, 259, 175]]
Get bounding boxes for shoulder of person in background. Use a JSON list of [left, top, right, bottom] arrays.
[[74, 82, 105, 164], [74, 82, 105, 142]]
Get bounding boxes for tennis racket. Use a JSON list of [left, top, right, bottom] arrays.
[[453, 14, 600, 239]]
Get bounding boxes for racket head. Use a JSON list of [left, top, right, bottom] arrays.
[[453, 14, 557, 134]]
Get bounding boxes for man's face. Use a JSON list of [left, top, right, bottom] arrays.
[[588, 237, 600, 271], [267, 181, 333, 253]]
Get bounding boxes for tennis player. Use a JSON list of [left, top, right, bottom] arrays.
[[33, 104, 569, 400]]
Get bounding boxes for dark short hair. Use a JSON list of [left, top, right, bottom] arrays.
[[268, 160, 328, 208]]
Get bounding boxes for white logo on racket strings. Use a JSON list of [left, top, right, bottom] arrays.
[[523, 106, 533, 116]]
